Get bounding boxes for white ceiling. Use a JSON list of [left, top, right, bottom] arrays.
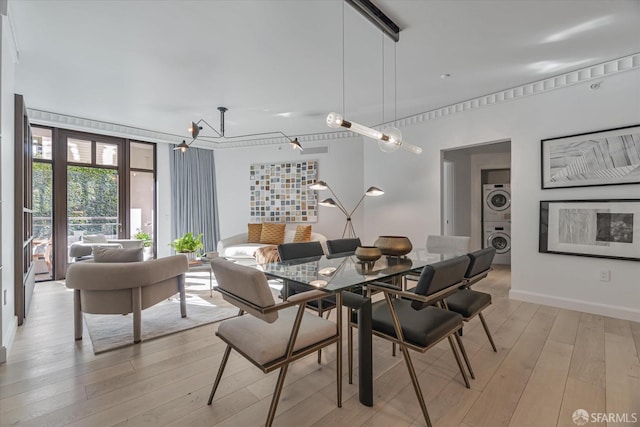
[[9, 0, 640, 147]]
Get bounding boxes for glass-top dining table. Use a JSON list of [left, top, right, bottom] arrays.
[[257, 251, 455, 407]]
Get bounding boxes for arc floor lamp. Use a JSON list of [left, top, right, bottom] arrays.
[[310, 180, 384, 238]]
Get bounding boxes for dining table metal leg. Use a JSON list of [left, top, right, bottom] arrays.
[[342, 291, 373, 407]]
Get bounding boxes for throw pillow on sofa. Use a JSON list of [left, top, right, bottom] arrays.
[[93, 247, 144, 263], [247, 223, 263, 243], [260, 223, 286, 245], [293, 225, 312, 242]]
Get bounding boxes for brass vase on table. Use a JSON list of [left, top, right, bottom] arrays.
[[354, 246, 382, 270], [374, 236, 413, 257]]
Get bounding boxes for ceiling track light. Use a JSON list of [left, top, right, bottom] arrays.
[[326, 112, 422, 154], [178, 106, 303, 152], [345, 0, 400, 42]]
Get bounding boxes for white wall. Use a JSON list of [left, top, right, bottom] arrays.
[[363, 69, 640, 322], [214, 138, 365, 241], [0, 10, 17, 361]]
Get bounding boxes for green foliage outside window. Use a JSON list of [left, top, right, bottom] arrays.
[[67, 166, 119, 235]]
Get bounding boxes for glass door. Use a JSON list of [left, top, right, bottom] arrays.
[[63, 133, 124, 264], [34, 128, 156, 279], [32, 127, 53, 281], [129, 142, 156, 259]]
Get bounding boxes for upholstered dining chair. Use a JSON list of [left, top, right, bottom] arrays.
[[426, 235, 471, 254], [277, 241, 336, 362], [208, 258, 341, 427], [277, 240, 325, 261], [405, 235, 472, 285], [350, 256, 475, 427], [326, 237, 361, 258], [444, 247, 498, 352]]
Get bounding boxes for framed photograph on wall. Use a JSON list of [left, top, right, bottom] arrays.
[[541, 124, 640, 189], [539, 199, 640, 261]]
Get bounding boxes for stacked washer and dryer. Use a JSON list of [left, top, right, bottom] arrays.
[[483, 184, 511, 264]]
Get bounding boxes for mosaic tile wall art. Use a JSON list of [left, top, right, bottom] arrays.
[[250, 160, 318, 222]]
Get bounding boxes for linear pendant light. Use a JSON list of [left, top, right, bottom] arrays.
[[326, 112, 422, 154], [327, 1, 421, 156]]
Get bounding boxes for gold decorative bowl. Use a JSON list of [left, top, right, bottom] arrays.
[[374, 236, 413, 256], [354, 246, 382, 262]]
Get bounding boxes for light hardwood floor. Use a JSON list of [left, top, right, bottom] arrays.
[[1, 267, 639, 426]]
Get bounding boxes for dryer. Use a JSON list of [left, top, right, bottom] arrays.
[[484, 222, 511, 264], [483, 184, 511, 222]]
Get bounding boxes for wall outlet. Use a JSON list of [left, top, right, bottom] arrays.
[[599, 270, 611, 282]]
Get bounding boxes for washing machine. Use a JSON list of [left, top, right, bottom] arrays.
[[483, 184, 511, 222], [484, 222, 511, 264]]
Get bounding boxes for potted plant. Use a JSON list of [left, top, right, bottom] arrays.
[[169, 232, 204, 261], [133, 231, 152, 247], [133, 231, 153, 258]]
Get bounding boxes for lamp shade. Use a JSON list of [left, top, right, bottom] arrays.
[[189, 122, 201, 139], [289, 137, 303, 151], [319, 198, 337, 207], [309, 181, 329, 190], [365, 186, 384, 196], [175, 140, 189, 152]]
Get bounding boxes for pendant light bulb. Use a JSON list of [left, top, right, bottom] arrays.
[[379, 127, 422, 154], [326, 112, 343, 128], [378, 127, 401, 153]]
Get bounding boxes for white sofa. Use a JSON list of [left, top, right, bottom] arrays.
[[217, 229, 327, 260]]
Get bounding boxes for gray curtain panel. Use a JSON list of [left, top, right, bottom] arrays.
[[170, 145, 220, 252]]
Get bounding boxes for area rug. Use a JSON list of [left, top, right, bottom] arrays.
[[83, 271, 284, 354], [84, 272, 238, 354]]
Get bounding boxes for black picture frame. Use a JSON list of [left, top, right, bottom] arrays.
[[539, 199, 640, 261], [541, 124, 640, 189]]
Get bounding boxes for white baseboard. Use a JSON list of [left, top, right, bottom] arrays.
[[0, 315, 18, 363], [509, 289, 640, 323]]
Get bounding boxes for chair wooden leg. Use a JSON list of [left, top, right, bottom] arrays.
[[454, 331, 475, 380], [178, 274, 187, 318], [447, 335, 471, 388], [132, 287, 142, 343], [208, 345, 232, 405], [479, 313, 497, 352], [73, 290, 83, 340], [336, 292, 342, 408], [266, 365, 290, 427], [347, 318, 353, 384], [317, 310, 323, 364], [400, 344, 432, 427]]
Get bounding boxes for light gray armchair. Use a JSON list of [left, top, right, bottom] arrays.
[[65, 254, 189, 343], [208, 258, 342, 427]]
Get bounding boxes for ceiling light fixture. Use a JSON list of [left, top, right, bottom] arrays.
[[175, 140, 190, 153], [176, 106, 303, 152], [326, 1, 421, 155], [326, 112, 422, 154], [345, 0, 400, 42]]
